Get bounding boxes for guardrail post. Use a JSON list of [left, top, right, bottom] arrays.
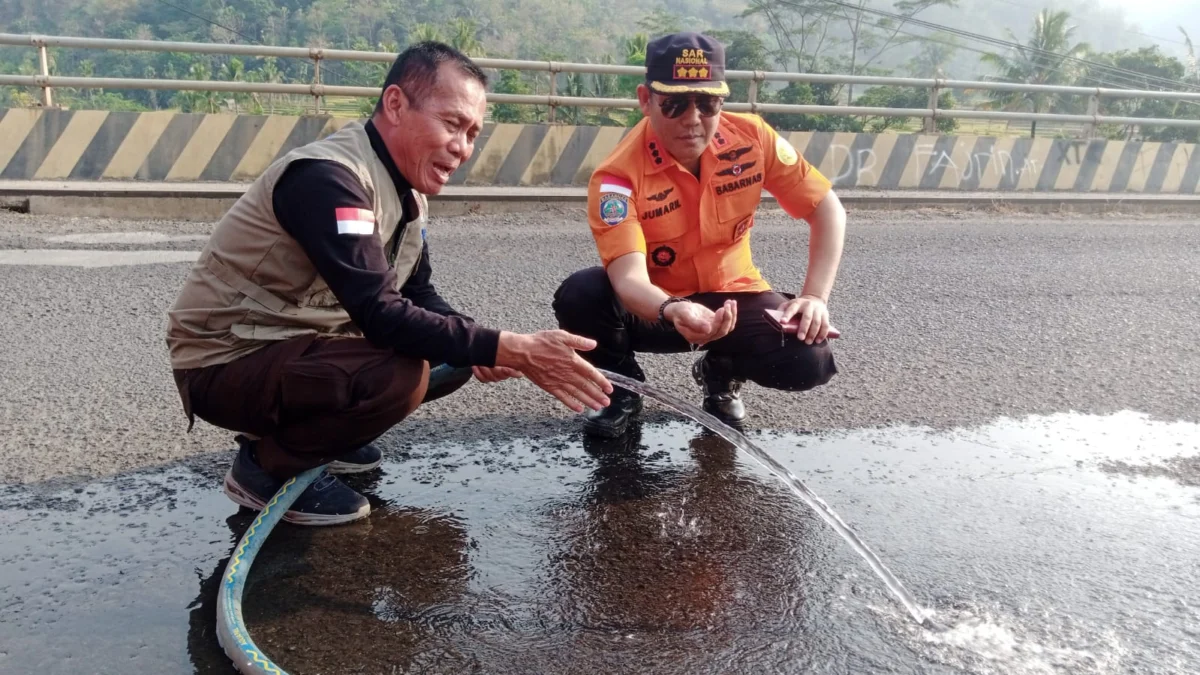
[[923, 80, 941, 133], [1084, 92, 1100, 139], [548, 62, 558, 124], [36, 38, 53, 108], [748, 71, 763, 114], [310, 49, 323, 114]]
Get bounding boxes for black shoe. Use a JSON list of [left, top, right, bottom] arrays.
[[582, 387, 644, 439], [692, 352, 746, 430], [425, 363, 474, 403], [327, 443, 383, 474], [223, 436, 370, 526]]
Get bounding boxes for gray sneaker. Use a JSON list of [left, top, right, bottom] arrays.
[[223, 436, 371, 526]]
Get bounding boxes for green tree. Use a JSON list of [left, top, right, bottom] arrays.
[[1090, 46, 1197, 142], [255, 56, 284, 114], [827, 0, 959, 101], [979, 9, 1091, 137], [1182, 27, 1198, 84], [447, 18, 484, 57], [613, 33, 650, 126], [740, 0, 837, 73], [908, 33, 960, 77], [220, 57, 248, 113], [172, 61, 222, 113], [618, 32, 649, 97], [707, 30, 772, 103], [492, 70, 533, 123], [743, 0, 956, 101], [409, 23, 443, 44], [763, 81, 864, 132], [637, 8, 684, 36], [855, 85, 958, 132]]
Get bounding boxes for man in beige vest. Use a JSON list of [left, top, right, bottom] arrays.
[[166, 43, 612, 526]]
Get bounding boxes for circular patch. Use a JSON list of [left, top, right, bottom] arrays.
[[734, 218, 750, 239], [651, 245, 677, 267], [599, 194, 628, 226], [775, 135, 799, 166], [731, 164, 743, 176]]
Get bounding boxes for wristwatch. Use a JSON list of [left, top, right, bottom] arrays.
[[658, 296, 688, 324]]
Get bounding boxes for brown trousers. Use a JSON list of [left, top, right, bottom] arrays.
[[173, 335, 429, 479]]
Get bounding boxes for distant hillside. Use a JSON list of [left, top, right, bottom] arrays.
[[3, 0, 1196, 144]]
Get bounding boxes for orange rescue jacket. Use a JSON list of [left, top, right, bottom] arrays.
[[587, 112, 832, 297]]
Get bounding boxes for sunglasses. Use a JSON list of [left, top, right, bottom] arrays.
[[657, 94, 724, 119]]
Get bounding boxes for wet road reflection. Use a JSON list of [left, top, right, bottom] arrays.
[[2, 411, 1199, 674]]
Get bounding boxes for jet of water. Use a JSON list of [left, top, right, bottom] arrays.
[[599, 369, 937, 629]]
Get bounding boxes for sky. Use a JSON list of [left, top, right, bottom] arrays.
[[1100, 0, 1199, 53]]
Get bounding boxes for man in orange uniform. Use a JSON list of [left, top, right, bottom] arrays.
[[552, 32, 846, 437]]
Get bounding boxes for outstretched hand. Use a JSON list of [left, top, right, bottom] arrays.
[[495, 330, 614, 413], [665, 299, 737, 346]]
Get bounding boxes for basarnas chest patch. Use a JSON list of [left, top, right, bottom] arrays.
[[598, 176, 633, 226]]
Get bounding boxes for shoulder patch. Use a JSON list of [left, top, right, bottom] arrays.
[[597, 174, 633, 226], [599, 193, 629, 226], [775, 135, 799, 166]]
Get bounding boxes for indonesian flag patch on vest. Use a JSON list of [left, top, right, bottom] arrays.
[[335, 207, 375, 235]]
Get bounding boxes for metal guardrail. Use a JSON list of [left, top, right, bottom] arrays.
[[3, 32, 1199, 133]]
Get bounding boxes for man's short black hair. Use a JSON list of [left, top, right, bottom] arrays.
[[373, 41, 488, 114]]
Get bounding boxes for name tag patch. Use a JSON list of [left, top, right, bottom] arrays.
[[335, 207, 375, 235]]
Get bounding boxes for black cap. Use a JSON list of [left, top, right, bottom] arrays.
[[644, 32, 729, 97]]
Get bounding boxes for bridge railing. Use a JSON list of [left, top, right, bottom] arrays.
[[3, 32, 1200, 135]]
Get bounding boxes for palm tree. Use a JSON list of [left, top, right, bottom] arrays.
[[255, 57, 283, 114], [177, 62, 221, 113], [220, 58, 247, 113], [447, 18, 484, 57], [409, 23, 443, 44], [1182, 27, 1198, 85], [980, 9, 1090, 137]]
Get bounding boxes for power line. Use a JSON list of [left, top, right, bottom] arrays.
[[807, 0, 1200, 92], [795, 1, 1194, 96], [765, 0, 1200, 122], [979, 0, 1189, 48], [152, 0, 256, 44], [150, 0, 372, 88], [815, 0, 1194, 91]]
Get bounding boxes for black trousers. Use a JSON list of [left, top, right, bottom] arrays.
[[551, 267, 837, 391]]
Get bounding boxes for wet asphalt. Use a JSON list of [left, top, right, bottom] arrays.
[[1, 206, 1199, 674]]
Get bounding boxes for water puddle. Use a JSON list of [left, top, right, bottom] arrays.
[[2, 411, 1198, 674]]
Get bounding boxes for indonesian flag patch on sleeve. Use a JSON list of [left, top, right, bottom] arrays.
[[335, 207, 375, 235]]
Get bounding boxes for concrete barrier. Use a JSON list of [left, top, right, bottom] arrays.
[[2, 107, 1199, 194]]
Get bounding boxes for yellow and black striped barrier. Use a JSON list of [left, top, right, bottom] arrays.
[[2, 108, 1198, 193]]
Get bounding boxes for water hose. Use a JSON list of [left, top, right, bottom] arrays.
[[215, 464, 323, 675], [214, 364, 467, 674]]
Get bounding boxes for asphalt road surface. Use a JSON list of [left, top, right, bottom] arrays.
[[3, 204, 1200, 675], [1, 205, 1198, 487]]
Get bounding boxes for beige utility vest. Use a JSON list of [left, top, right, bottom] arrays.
[[166, 122, 427, 371]]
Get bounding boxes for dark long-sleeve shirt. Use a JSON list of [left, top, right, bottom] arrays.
[[270, 124, 499, 368]]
